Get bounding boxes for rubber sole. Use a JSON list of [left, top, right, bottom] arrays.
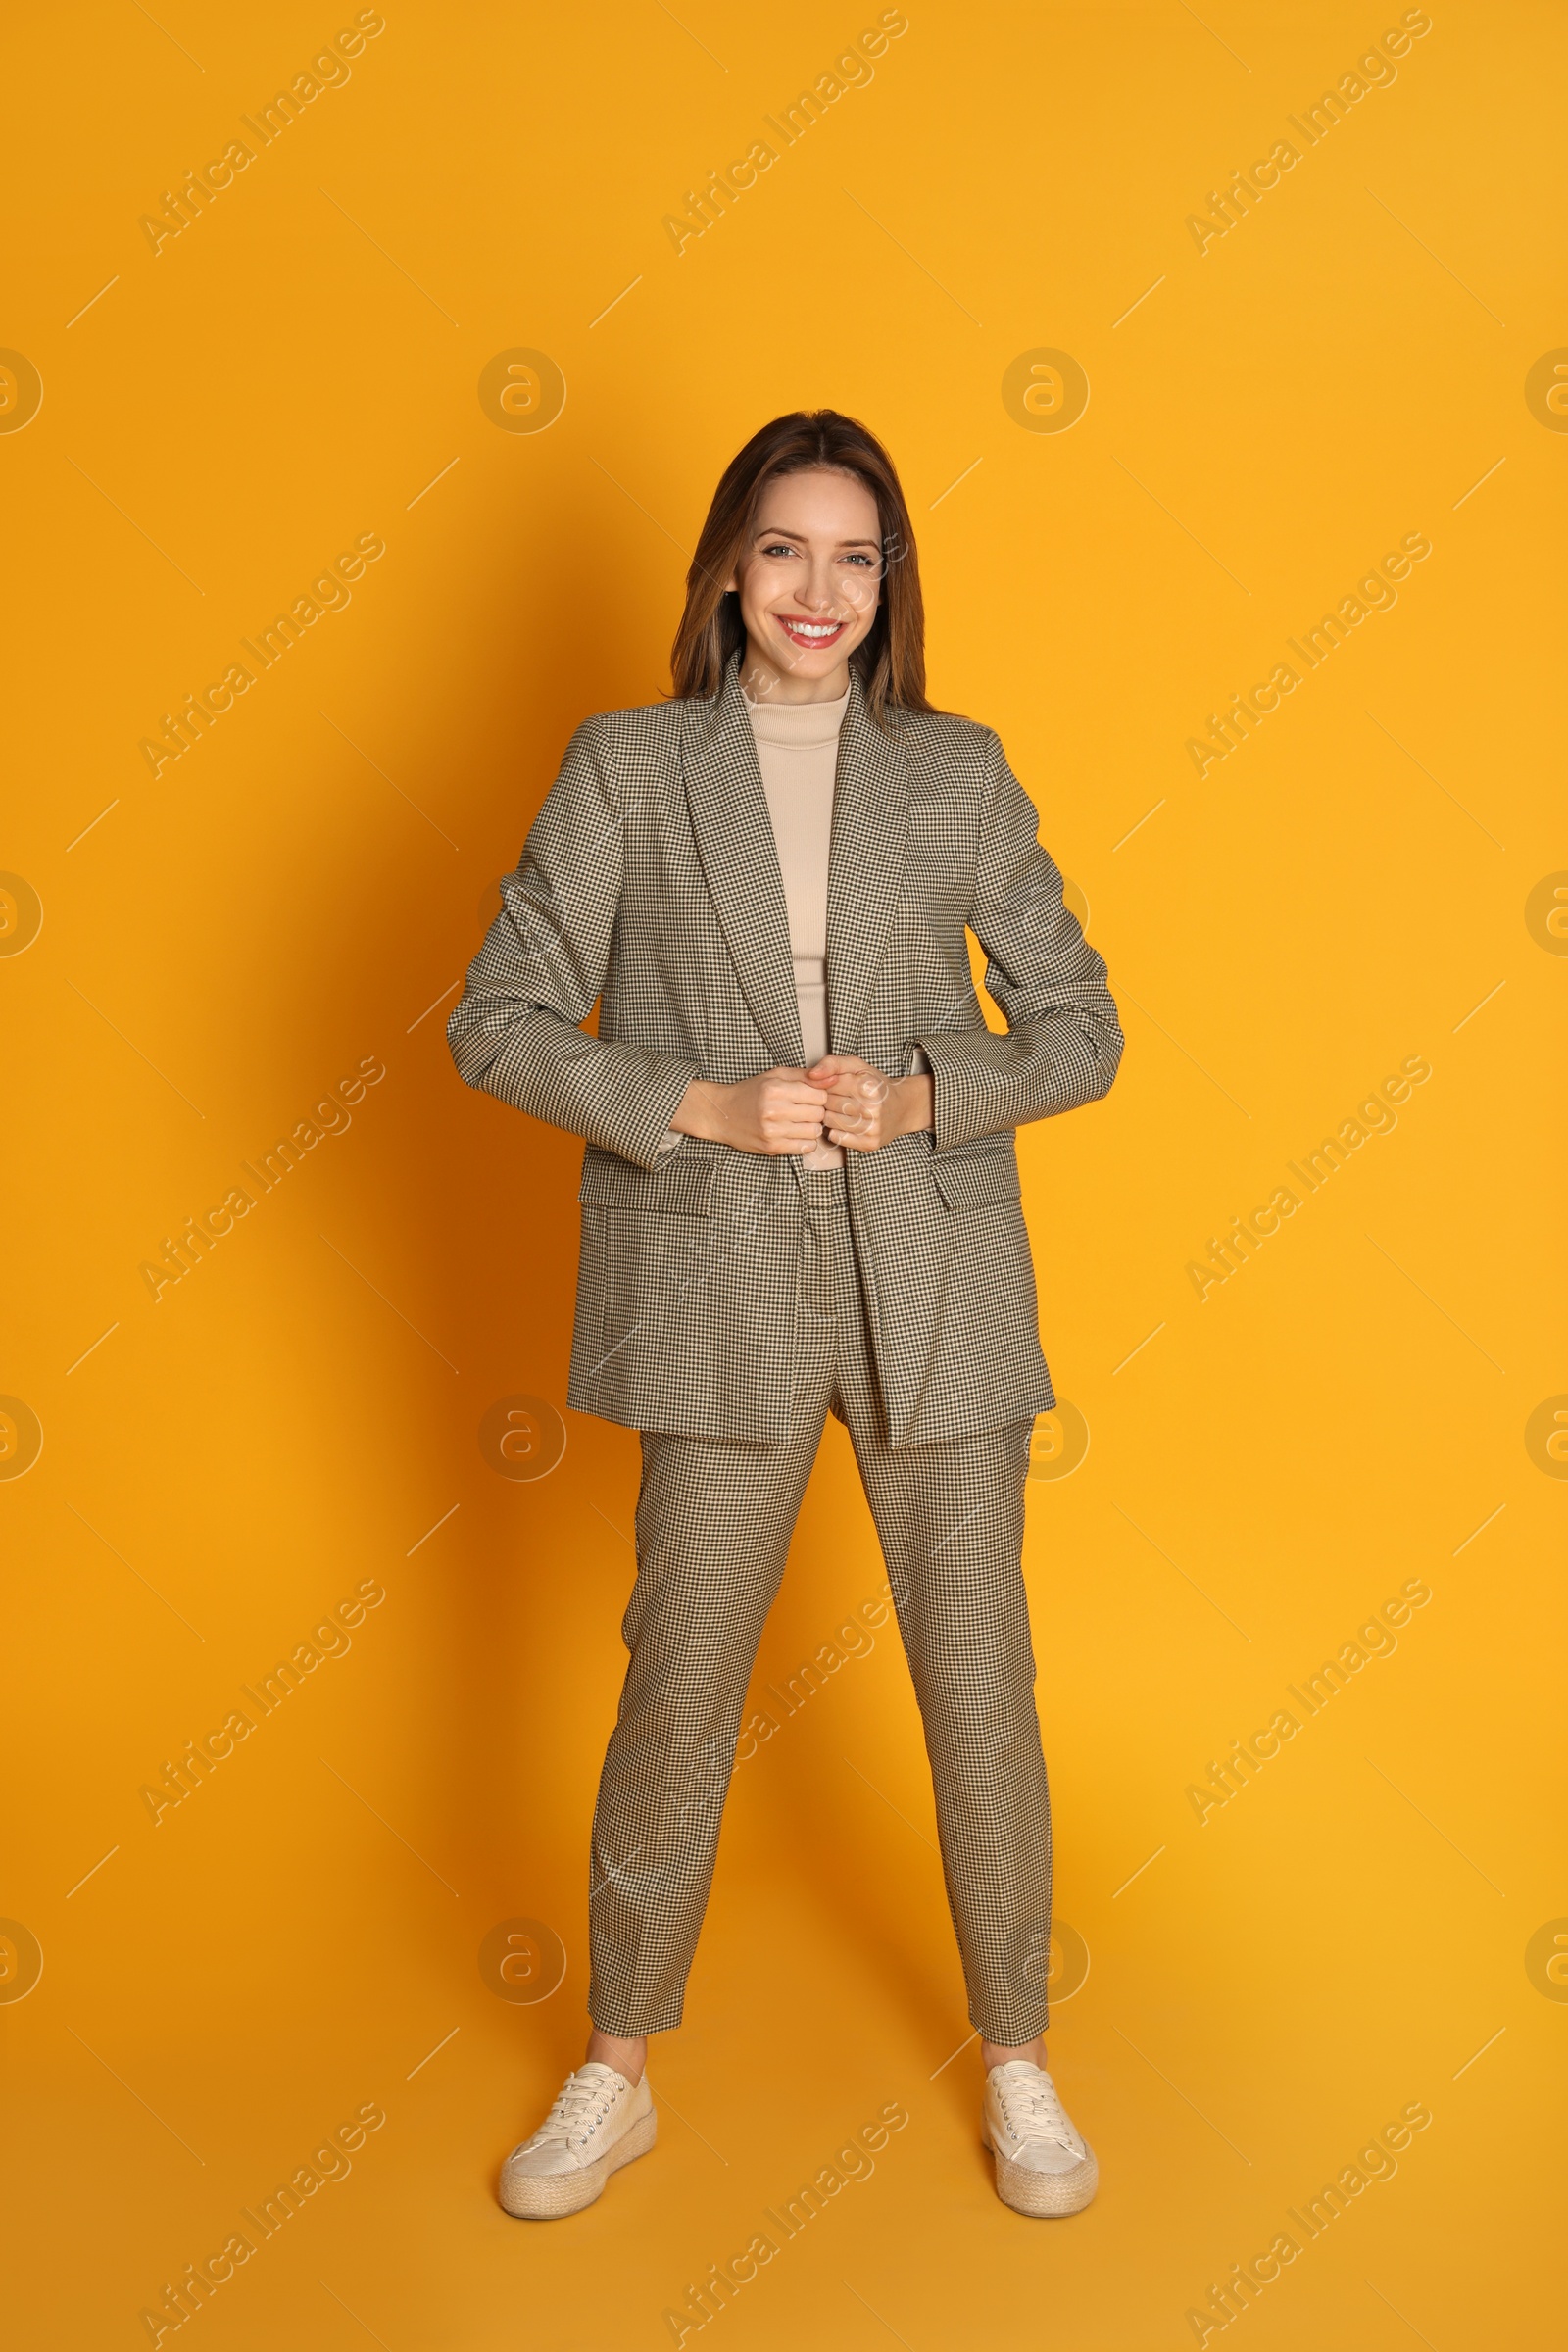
[[499, 2105, 658, 2219], [983, 2123, 1099, 2217]]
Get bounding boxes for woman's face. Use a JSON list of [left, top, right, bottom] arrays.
[[727, 466, 883, 702]]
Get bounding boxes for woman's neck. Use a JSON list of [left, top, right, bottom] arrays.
[[739, 640, 853, 707]]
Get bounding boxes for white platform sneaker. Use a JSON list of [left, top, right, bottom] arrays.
[[982, 2060, 1099, 2217], [499, 2062, 658, 2219]]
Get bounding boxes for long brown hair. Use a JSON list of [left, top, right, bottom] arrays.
[[670, 410, 937, 727]]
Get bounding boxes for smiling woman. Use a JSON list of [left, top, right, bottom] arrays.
[[729, 474, 885, 682], [662, 419, 942, 1166], [671, 410, 932, 727], [448, 403, 1125, 2226]]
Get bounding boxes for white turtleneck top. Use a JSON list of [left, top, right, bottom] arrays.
[[745, 682, 849, 1167]]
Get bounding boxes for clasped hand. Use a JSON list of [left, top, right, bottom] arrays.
[[673, 1056, 934, 1155]]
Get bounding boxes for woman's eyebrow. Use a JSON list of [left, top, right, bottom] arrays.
[[751, 526, 881, 549]]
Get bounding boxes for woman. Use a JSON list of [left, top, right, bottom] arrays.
[[447, 410, 1124, 2222]]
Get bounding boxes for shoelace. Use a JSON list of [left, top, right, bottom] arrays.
[[994, 2069, 1078, 2150], [536, 2071, 626, 2150]]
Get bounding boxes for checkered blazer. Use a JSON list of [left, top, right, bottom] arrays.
[[447, 652, 1124, 1447]]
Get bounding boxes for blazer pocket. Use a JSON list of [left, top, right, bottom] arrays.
[[928, 1144, 1022, 1214], [577, 1149, 715, 1217]]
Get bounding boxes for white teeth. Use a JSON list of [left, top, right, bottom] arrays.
[[786, 620, 841, 638]]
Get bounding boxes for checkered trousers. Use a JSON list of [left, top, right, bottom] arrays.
[[587, 1166, 1053, 2045]]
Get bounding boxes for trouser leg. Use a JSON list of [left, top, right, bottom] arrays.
[[586, 1184, 839, 2035], [849, 1412, 1051, 2043], [826, 1195, 1054, 2043]]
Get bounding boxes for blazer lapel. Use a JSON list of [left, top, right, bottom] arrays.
[[679, 652, 910, 1069], [825, 664, 908, 1059], [680, 655, 804, 1067]]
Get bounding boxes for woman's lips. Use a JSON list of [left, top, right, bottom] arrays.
[[774, 614, 848, 651]]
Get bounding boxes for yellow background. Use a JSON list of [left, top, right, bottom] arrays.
[[4, 2, 1563, 2344]]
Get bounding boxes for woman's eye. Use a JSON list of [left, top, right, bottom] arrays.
[[760, 543, 796, 559]]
